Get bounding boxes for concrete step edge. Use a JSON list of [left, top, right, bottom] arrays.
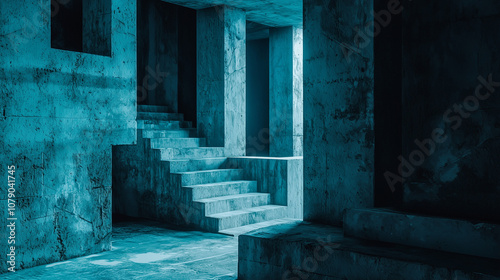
[[183, 180, 256, 189], [194, 192, 270, 203], [173, 169, 242, 176]]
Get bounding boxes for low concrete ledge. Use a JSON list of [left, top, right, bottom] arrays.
[[344, 208, 500, 260], [238, 221, 500, 280], [227, 156, 303, 219]]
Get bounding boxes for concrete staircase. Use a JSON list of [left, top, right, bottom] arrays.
[[136, 105, 290, 235]]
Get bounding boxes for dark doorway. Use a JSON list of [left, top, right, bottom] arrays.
[[374, 0, 403, 207]]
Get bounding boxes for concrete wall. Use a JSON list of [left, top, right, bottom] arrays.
[[0, 0, 136, 272], [228, 157, 303, 219], [137, 0, 178, 110], [112, 133, 177, 223], [303, 0, 375, 225], [400, 0, 500, 223]]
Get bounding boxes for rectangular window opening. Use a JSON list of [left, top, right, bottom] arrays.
[[51, 0, 112, 56]]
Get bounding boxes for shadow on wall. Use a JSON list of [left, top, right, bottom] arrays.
[[246, 38, 270, 156]]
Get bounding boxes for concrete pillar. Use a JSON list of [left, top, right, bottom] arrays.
[[269, 26, 303, 157], [303, 0, 375, 225], [197, 6, 246, 156]]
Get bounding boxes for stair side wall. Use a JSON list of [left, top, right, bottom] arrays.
[[227, 157, 303, 219], [0, 0, 137, 271]]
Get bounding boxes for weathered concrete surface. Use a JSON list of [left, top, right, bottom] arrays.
[[112, 115, 198, 225], [137, 0, 179, 110], [82, 0, 112, 56], [0, 0, 136, 272], [227, 157, 303, 219], [400, 0, 500, 223], [303, 0, 375, 225], [197, 6, 246, 156], [161, 0, 302, 27], [0, 219, 239, 279], [269, 26, 303, 157], [238, 222, 500, 280], [344, 208, 500, 260]]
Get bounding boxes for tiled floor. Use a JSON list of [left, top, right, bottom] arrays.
[[3, 220, 238, 280]]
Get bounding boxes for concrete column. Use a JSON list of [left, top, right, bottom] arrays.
[[197, 6, 246, 156], [269, 26, 303, 157], [303, 0, 374, 225]]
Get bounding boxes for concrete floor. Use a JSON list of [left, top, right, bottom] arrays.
[[3, 219, 238, 280]]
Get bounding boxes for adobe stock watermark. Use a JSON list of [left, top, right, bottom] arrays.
[[177, 201, 194, 225], [137, 64, 170, 103], [385, 74, 500, 192], [341, 0, 409, 63], [282, 235, 341, 280]]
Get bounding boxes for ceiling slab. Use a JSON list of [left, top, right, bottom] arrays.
[[161, 0, 302, 27]]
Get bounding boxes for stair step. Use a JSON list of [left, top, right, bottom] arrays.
[[167, 157, 228, 173], [142, 129, 197, 139], [185, 180, 257, 200], [137, 120, 192, 130], [219, 218, 301, 237], [173, 169, 245, 186], [159, 147, 224, 160], [204, 205, 288, 232], [194, 193, 271, 215], [137, 104, 169, 113], [137, 112, 184, 121], [150, 138, 206, 149]]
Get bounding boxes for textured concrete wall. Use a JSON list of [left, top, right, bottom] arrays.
[[303, 0, 374, 225], [137, 0, 178, 110], [0, 0, 136, 272], [269, 26, 303, 157], [400, 0, 500, 223], [112, 133, 176, 223], [227, 157, 303, 219], [197, 6, 246, 156]]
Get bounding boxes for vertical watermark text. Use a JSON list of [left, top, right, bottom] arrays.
[[6, 165, 16, 272]]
